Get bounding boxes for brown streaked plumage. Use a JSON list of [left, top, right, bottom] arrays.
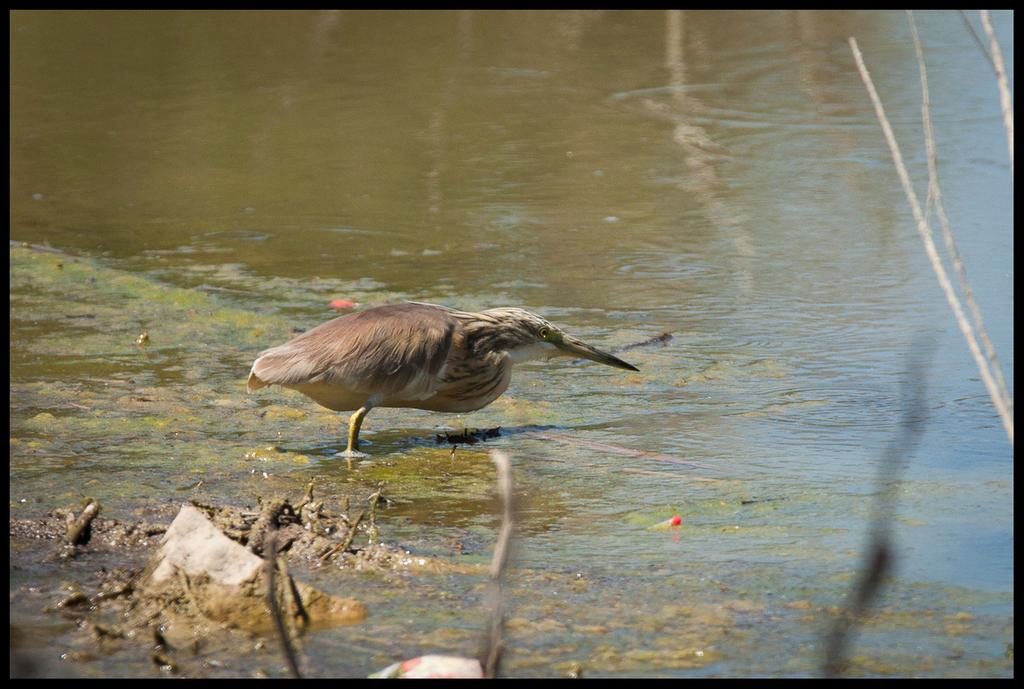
[[247, 302, 638, 462]]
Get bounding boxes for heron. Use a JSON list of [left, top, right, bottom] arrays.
[[247, 302, 638, 462]]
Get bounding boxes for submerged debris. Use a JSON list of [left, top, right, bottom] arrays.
[[614, 331, 673, 354], [739, 497, 786, 506], [436, 426, 502, 445], [568, 331, 672, 366]]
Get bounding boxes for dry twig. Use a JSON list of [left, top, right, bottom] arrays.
[[478, 450, 514, 678], [319, 510, 365, 563], [64, 498, 101, 546], [266, 531, 302, 679]]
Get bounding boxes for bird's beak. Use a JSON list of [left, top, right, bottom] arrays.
[[555, 334, 639, 371]]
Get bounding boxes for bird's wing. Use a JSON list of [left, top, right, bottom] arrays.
[[249, 303, 458, 401]]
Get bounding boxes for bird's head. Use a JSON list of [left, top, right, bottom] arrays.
[[477, 307, 639, 371]]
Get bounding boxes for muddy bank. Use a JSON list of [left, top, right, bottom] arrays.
[[9, 482, 481, 678]]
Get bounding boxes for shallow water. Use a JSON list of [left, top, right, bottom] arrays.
[[10, 10, 1013, 677]]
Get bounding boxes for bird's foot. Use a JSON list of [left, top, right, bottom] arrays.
[[336, 448, 369, 469]]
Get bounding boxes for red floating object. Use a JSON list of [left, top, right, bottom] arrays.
[[670, 515, 682, 526], [329, 299, 357, 309]]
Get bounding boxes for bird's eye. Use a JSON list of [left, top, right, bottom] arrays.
[[538, 327, 550, 340]]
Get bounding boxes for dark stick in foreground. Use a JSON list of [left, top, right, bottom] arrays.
[[822, 343, 932, 677], [266, 531, 302, 679]]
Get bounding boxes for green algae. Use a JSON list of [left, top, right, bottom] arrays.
[[9, 243, 1014, 678]]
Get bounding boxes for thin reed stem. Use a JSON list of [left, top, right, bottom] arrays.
[[906, 12, 1012, 418], [848, 37, 1013, 446]]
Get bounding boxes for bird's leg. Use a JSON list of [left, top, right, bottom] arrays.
[[347, 406, 369, 451], [341, 404, 373, 467]]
